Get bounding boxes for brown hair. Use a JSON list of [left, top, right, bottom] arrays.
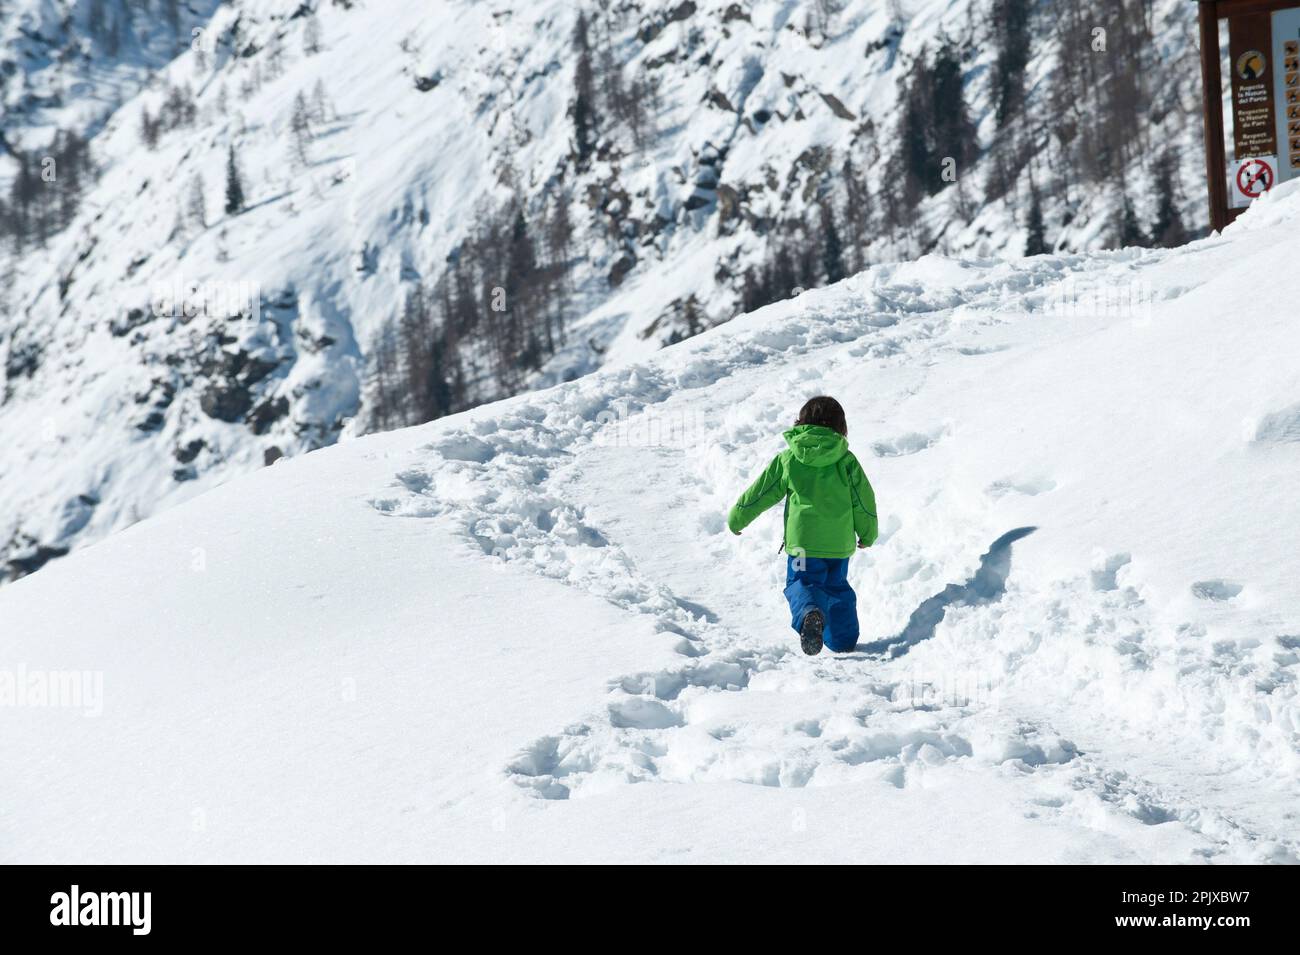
[[795, 396, 847, 436]]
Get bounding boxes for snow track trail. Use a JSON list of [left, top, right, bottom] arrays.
[[9, 203, 1299, 863], [369, 224, 1300, 862]]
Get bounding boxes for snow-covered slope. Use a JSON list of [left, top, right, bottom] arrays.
[[0, 0, 1207, 582], [3, 185, 1298, 863], [0, 0, 218, 151]]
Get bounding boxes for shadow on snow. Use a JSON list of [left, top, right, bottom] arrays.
[[856, 526, 1038, 658]]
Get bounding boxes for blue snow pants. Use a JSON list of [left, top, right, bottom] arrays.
[[784, 556, 860, 652]]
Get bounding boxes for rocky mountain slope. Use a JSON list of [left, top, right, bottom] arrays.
[[0, 0, 1207, 580]]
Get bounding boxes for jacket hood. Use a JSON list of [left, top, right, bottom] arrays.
[[783, 424, 848, 467]]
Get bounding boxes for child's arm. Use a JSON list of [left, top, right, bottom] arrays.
[[846, 455, 879, 547], [726, 453, 787, 535]]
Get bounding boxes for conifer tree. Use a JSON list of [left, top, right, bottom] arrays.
[[1025, 191, 1048, 255], [1150, 162, 1188, 248], [224, 145, 245, 215], [1118, 195, 1148, 248], [820, 202, 847, 283], [187, 173, 207, 230], [572, 14, 596, 164]]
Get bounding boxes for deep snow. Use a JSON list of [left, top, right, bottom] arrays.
[[2, 184, 1299, 863]]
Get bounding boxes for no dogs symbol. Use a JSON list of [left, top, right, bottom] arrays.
[[1237, 157, 1275, 199]]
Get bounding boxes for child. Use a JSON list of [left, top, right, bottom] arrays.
[[727, 396, 878, 656]]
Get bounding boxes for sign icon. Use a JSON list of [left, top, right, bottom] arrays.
[[1291, 120, 1300, 136], [1290, 104, 1300, 120], [1236, 157, 1276, 199], [1237, 49, 1267, 80], [1288, 40, 1300, 56]]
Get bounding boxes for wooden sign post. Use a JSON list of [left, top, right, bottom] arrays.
[[1197, 0, 1300, 231]]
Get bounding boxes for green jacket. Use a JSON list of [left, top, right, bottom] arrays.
[[727, 425, 878, 558]]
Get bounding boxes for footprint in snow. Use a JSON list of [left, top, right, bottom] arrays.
[[871, 426, 947, 457], [791, 719, 823, 738], [986, 475, 1056, 498], [429, 433, 497, 463], [697, 511, 726, 535], [1090, 552, 1131, 592], [608, 698, 682, 730], [1251, 401, 1300, 444], [1191, 579, 1243, 602]]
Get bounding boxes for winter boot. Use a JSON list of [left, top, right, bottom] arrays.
[[800, 608, 824, 656]]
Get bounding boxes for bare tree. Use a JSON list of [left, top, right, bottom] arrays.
[[303, 15, 323, 56], [289, 92, 313, 166], [187, 173, 207, 230]]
